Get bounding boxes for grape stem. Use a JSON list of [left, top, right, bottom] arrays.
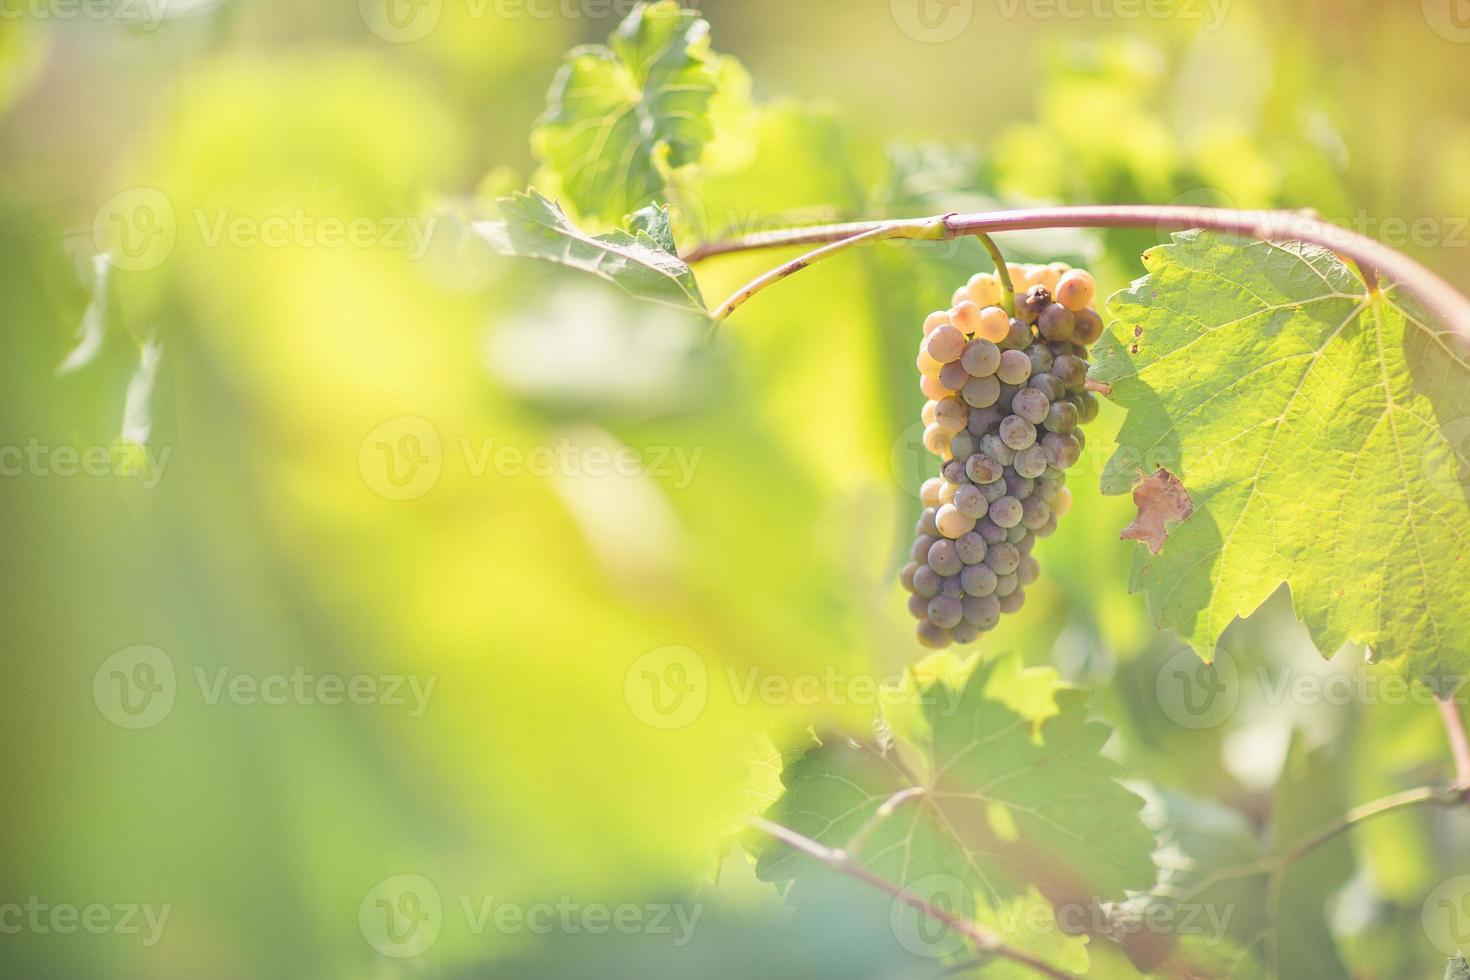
[[693, 206, 1470, 337], [747, 815, 1074, 980], [971, 230, 1016, 316]]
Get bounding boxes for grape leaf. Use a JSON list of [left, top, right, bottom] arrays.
[[474, 190, 706, 314], [753, 654, 1154, 969], [1094, 231, 1470, 681], [531, 1, 723, 223]]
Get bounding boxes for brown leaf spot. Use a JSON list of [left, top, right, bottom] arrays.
[[1121, 468, 1193, 554]]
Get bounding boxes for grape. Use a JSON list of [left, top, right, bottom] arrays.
[[961, 374, 1000, 409], [1072, 308, 1104, 345], [1033, 264, 1063, 291], [1038, 303, 1075, 342], [1029, 372, 1065, 401], [985, 542, 1020, 575], [968, 406, 1002, 435], [953, 483, 988, 520], [939, 360, 971, 392], [936, 504, 976, 538], [1012, 386, 1050, 424], [917, 507, 940, 537], [997, 349, 1032, 385], [994, 572, 1018, 597], [977, 519, 1007, 545], [951, 621, 980, 645], [938, 480, 959, 504], [961, 563, 998, 597], [922, 310, 951, 336], [911, 534, 938, 562], [989, 495, 1023, 528], [1035, 514, 1059, 538], [916, 620, 953, 649], [980, 433, 1015, 466], [965, 452, 1003, 485], [1025, 343, 1054, 376], [999, 415, 1037, 450], [920, 374, 950, 401], [1020, 496, 1050, 530], [950, 301, 983, 337], [1004, 473, 1034, 499], [1055, 269, 1096, 311], [979, 479, 1008, 503], [1075, 391, 1099, 424], [1017, 531, 1035, 555], [928, 538, 962, 576], [1003, 317, 1032, 350], [1033, 479, 1058, 504], [1006, 262, 1030, 291], [1052, 355, 1087, 391], [923, 423, 951, 457], [1018, 285, 1051, 324], [917, 350, 943, 377], [935, 396, 969, 433], [926, 324, 966, 363], [977, 306, 1012, 343], [1052, 485, 1073, 518], [997, 588, 1026, 614], [900, 561, 919, 590], [941, 459, 967, 485], [961, 338, 1002, 377], [955, 531, 987, 565], [907, 592, 928, 617], [920, 477, 943, 508], [1043, 400, 1079, 433], [913, 564, 940, 597], [950, 431, 978, 461], [1016, 554, 1040, 586], [1013, 444, 1048, 479], [1041, 431, 1082, 470], [963, 594, 1001, 630], [1005, 522, 1029, 544], [967, 273, 1002, 308]]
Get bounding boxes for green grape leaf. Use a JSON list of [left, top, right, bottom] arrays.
[[753, 654, 1154, 968], [475, 190, 706, 314], [1094, 231, 1470, 681], [531, 1, 723, 223]]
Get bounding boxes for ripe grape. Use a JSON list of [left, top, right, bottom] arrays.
[[961, 338, 1002, 377], [961, 563, 998, 597], [997, 349, 1032, 385], [926, 324, 966, 363], [1012, 387, 1050, 424], [928, 538, 962, 576], [977, 306, 1011, 343], [936, 504, 976, 538], [961, 374, 1000, 408], [999, 415, 1037, 451], [905, 263, 1104, 646], [989, 495, 1023, 528], [1055, 269, 1096, 311], [1072, 308, 1104, 345]]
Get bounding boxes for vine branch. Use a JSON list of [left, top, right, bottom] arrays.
[[1438, 696, 1470, 789], [747, 815, 1073, 980], [690, 206, 1470, 338]]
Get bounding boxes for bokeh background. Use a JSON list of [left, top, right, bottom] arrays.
[[3, 0, 1469, 977]]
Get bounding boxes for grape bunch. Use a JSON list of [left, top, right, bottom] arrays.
[[901, 263, 1104, 649]]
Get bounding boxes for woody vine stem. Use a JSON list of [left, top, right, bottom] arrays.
[[696, 206, 1470, 976]]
